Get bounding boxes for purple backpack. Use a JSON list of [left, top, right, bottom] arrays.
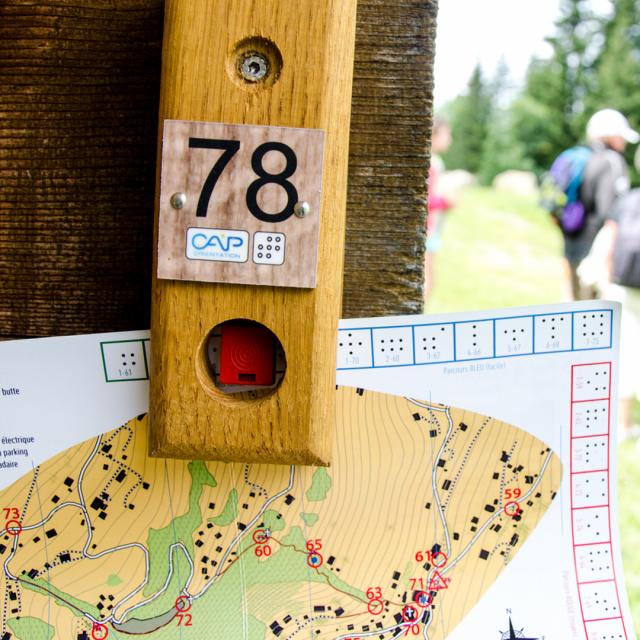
[[540, 146, 593, 234]]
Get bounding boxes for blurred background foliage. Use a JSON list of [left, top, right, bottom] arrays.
[[441, 0, 640, 182]]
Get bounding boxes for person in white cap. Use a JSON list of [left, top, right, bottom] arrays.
[[564, 108, 639, 299], [594, 146, 640, 440]]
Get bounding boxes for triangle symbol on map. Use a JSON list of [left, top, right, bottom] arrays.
[[429, 571, 448, 590]]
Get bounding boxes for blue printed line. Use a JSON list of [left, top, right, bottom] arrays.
[[411, 325, 416, 365], [369, 329, 375, 368], [492, 319, 497, 358], [452, 323, 457, 361]]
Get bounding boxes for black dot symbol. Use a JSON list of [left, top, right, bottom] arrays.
[[275, 245, 281, 251], [267, 236, 273, 242], [258, 244, 264, 250], [267, 245, 272, 251], [258, 253, 263, 258], [266, 253, 272, 259]]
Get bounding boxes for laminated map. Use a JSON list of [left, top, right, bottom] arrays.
[[0, 301, 634, 640]]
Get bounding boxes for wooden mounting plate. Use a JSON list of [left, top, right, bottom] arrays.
[[157, 120, 324, 289], [148, 0, 358, 465]]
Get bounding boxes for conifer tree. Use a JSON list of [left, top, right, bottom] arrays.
[[590, 0, 640, 134], [510, 0, 599, 174], [441, 64, 492, 174], [479, 61, 531, 184]]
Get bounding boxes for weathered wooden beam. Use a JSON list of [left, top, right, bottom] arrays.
[[344, 0, 435, 317], [0, 1, 161, 335]]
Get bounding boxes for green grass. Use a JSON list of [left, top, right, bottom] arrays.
[[429, 186, 640, 632], [618, 441, 640, 632], [429, 186, 565, 312]]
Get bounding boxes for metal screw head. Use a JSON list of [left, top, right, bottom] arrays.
[[240, 53, 268, 82], [170, 192, 186, 210], [293, 201, 311, 218]]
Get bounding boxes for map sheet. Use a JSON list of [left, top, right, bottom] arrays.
[[0, 301, 633, 640]]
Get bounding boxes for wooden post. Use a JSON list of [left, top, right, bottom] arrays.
[[345, 0, 436, 317], [147, 0, 358, 464]]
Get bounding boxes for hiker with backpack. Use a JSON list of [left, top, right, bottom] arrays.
[[597, 147, 640, 439], [541, 109, 638, 300]]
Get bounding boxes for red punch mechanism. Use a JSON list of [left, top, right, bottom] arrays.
[[219, 323, 276, 386]]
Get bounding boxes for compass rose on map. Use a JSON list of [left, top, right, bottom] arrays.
[[499, 616, 540, 640]]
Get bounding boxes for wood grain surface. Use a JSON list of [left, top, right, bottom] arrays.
[[0, 0, 435, 338], [344, 0, 435, 317], [148, 0, 358, 465], [0, 1, 162, 336]]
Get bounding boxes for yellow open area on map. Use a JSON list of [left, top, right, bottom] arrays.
[[0, 387, 561, 639]]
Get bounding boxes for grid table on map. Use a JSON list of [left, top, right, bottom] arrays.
[[570, 362, 628, 640], [337, 309, 613, 370]]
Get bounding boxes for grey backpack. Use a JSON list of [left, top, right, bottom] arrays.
[[613, 190, 640, 288]]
